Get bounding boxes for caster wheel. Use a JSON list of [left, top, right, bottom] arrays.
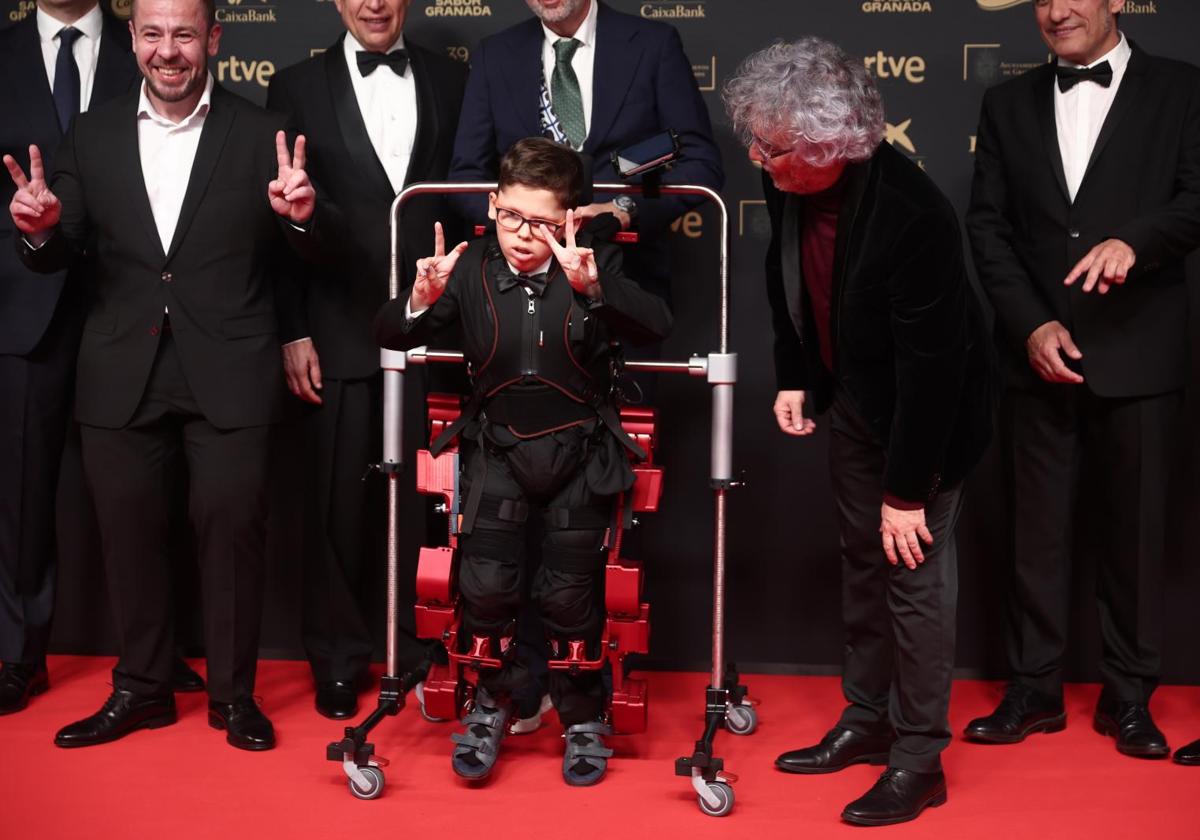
[[348, 765, 385, 800], [725, 703, 758, 736], [697, 781, 734, 817]]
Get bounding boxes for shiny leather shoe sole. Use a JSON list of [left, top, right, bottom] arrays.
[[1092, 714, 1170, 758], [775, 751, 889, 775], [841, 789, 948, 827], [1173, 748, 1200, 766], [208, 711, 275, 751], [963, 711, 1066, 744], [54, 710, 177, 748]]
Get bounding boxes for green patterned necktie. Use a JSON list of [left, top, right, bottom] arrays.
[[551, 38, 586, 149]]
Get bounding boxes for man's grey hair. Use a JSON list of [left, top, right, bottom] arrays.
[[723, 38, 885, 167]]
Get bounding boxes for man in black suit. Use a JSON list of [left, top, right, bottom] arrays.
[[965, 0, 1200, 760], [726, 39, 995, 826], [5, 0, 318, 750], [0, 1, 139, 716], [265, 0, 467, 720]]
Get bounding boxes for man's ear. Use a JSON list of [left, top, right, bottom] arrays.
[[487, 191, 497, 221]]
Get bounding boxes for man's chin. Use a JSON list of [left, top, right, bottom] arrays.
[[147, 79, 200, 104]]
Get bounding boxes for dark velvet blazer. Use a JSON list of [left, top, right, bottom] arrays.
[[266, 35, 468, 380], [764, 142, 997, 504], [0, 12, 139, 356]]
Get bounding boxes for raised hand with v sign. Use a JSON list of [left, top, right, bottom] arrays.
[[411, 221, 469, 311], [268, 131, 315, 224], [537, 208, 601, 300], [4, 145, 61, 236]]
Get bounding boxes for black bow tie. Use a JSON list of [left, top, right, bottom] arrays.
[[1055, 60, 1113, 92], [357, 49, 409, 77], [495, 266, 550, 296]]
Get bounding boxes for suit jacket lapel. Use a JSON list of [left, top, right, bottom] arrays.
[[11, 18, 61, 140], [1079, 44, 1145, 190], [780, 193, 805, 340], [403, 43, 437, 187], [499, 18, 546, 139], [112, 93, 165, 260], [326, 34, 395, 200], [90, 14, 138, 108], [1034, 63, 1071, 202], [585, 2, 640, 154], [165, 85, 235, 261]]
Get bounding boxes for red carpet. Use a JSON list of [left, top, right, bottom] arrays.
[[2, 656, 1196, 838]]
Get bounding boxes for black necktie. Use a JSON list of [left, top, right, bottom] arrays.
[[1055, 60, 1113, 93], [495, 267, 549, 297], [357, 49, 409, 78], [53, 27, 82, 133]]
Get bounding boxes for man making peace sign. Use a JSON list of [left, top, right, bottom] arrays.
[[4, 0, 319, 752]]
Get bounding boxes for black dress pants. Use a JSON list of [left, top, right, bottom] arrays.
[[1001, 384, 1178, 704], [456, 426, 613, 726], [79, 332, 270, 704], [299, 374, 431, 684], [830, 390, 963, 774], [0, 298, 81, 666]]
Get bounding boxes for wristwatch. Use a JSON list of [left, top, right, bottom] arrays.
[[612, 195, 638, 227]]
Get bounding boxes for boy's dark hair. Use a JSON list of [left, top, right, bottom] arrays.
[[498, 137, 585, 210]]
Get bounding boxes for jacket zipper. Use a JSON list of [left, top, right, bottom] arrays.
[[522, 295, 538, 375]]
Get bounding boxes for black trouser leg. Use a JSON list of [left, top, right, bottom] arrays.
[[1001, 386, 1079, 700], [0, 300, 81, 666], [830, 390, 962, 773], [1085, 390, 1177, 704]]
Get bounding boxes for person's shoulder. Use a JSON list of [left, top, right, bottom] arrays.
[[75, 88, 139, 133], [270, 49, 328, 91], [982, 62, 1051, 104], [476, 14, 541, 52], [407, 38, 469, 84], [876, 144, 958, 227], [1136, 47, 1200, 83]]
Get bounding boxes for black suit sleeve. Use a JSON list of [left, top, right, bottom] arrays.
[[966, 90, 1056, 349], [373, 263, 464, 352], [1111, 78, 1200, 272], [17, 121, 89, 274], [761, 173, 807, 391], [883, 208, 972, 504], [585, 240, 672, 345]]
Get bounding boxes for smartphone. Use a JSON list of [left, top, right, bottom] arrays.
[[610, 129, 680, 179]]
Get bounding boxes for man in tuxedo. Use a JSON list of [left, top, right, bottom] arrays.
[[965, 0, 1200, 759], [265, 0, 467, 720], [0, 1, 140, 716], [727, 38, 995, 827], [449, 0, 723, 305], [5, 0, 318, 750]]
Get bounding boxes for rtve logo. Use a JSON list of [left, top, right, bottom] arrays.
[[216, 55, 275, 88], [864, 52, 926, 83]]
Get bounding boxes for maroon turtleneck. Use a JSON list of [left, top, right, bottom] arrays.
[[800, 174, 846, 374]]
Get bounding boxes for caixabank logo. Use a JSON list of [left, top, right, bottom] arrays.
[[861, 0, 933, 13], [218, 0, 278, 24], [640, 0, 706, 19], [977, 0, 1157, 11], [423, 0, 494, 18]]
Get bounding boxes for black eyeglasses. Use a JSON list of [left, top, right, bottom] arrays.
[[494, 206, 565, 236], [750, 135, 794, 160]]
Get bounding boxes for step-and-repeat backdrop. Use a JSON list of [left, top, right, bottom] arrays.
[[5, 0, 1198, 681]]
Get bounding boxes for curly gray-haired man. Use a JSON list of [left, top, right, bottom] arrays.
[[725, 38, 996, 826]]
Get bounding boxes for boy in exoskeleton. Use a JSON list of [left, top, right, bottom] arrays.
[[373, 137, 671, 785]]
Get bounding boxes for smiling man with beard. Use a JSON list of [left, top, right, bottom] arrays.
[[4, 0, 321, 751]]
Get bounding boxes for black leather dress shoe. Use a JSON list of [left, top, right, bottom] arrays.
[[842, 768, 947, 827], [315, 680, 359, 720], [208, 697, 275, 751], [963, 683, 1065, 744], [55, 690, 177, 747], [0, 662, 49, 715], [1173, 738, 1200, 766], [1093, 699, 1169, 758], [775, 727, 894, 774], [171, 658, 206, 693]]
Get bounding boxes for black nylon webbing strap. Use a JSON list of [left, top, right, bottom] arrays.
[[459, 449, 487, 535], [543, 505, 612, 531], [594, 401, 646, 461], [430, 391, 483, 457]]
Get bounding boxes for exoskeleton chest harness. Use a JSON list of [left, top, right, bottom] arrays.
[[431, 250, 645, 535]]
